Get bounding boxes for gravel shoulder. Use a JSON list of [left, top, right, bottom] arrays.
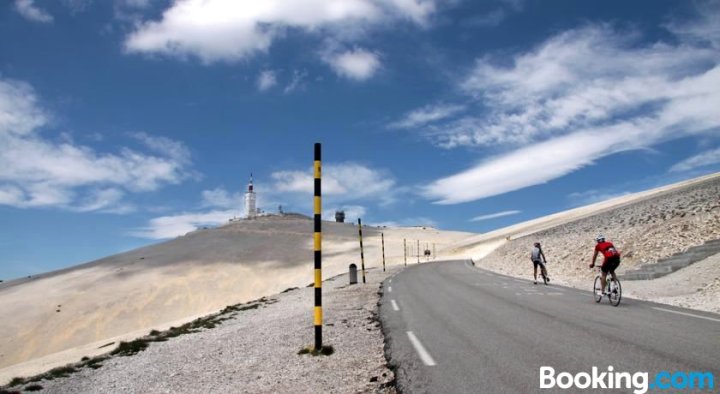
[[2, 267, 398, 393]]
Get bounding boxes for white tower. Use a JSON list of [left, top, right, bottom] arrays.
[[244, 173, 257, 219]]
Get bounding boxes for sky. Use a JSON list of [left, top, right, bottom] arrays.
[[1, 0, 719, 280]]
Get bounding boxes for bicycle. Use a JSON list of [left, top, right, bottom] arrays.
[[534, 261, 549, 285], [593, 267, 621, 306]]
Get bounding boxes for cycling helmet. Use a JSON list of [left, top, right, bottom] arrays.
[[534, 242, 540, 247], [595, 234, 605, 242]]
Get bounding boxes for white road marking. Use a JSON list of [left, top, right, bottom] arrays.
[[389, 279, 392, 283], [391, 300, 399, 311], [389, 286, 393, 292], [548, 292, 564, 296], [513, 279, 525, 283], [407, 331, 436, 366], [652, 307, 720, 323]]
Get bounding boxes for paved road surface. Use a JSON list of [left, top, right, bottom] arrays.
[[380, 260, 720, 393]]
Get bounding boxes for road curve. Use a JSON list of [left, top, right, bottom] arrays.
[[380, 260, 720, 393]]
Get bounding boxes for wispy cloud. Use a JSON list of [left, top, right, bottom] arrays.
[[389, 103, 465, 129], [284, 70, 307, 94], [470, 210, 520, 222], [131, 209, 236, 239], [420, 13, 720, 204], [324, 48, 381, 81], [0, 78, 196, 212], [271, 162, 399, 205], [669, 147, 720, 173], [256, 70, 277, 92], [14, 0, 53, 23]]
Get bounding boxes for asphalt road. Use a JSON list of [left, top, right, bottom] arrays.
[[380, 260, 720, 393]]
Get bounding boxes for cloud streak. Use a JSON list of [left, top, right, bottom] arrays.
[[470, 210, 521, 222], [670, 147, 720, 173], [420, 15, 720, 204]]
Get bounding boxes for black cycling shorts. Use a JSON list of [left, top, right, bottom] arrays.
[[601, 256, 620, 273], [533, 260, 545, 269]]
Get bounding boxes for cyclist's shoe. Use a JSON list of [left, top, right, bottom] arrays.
[[533, 280, 537, 285]]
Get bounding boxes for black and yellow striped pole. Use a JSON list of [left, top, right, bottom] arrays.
[[358, 218, 366, 283], [313, 143, 322, 350], [381, 232, 386, 272], [404, 238, 407, 266]]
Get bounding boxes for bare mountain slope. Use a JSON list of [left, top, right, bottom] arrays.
[[0, 214, 471, 373], [463, 172, 720, 312]]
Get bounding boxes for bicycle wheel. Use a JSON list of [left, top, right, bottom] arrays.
[[542, 270, 549, 285], [609, 278, 622, 306], [593, 276, 603, 303]]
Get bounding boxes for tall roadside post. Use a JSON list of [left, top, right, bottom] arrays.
[[381, 232, 386, 272], [417, 239, 420, 264], [313, 143, 322, 350], [358, 218, 367, 283], [404, 238, 407, 266]]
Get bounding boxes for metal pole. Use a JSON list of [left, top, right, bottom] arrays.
[[417, 239, 420, 264], [358, 218, 366, 283], [381, 232, 386, 272], [403, 238, 407, 266], [313, 143, 322, 350]]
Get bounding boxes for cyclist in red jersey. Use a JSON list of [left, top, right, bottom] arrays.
[[589, 235, 621, 295]]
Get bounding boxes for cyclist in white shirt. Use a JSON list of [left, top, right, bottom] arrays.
[[530, 242, 549, 284]]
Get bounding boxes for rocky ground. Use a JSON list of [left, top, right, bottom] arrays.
[[0, 267, 397, 394], [477, 175, 720, 312]]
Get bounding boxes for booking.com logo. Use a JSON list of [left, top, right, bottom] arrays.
[[540, 366, 715, 393]]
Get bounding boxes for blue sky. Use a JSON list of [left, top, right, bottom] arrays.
[[1, 0, 719, 280]]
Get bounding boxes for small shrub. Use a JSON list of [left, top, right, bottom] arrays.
[[80, 356, 89, 362], [149, 330, 160, 336], [47, 366, 77, 379], [297, 345, 334, 356], [110, 340, 148, 356], [24, 384, 43, 391], [8, 377, 25, 387]]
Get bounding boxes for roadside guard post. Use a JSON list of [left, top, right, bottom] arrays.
[[358, 218, 366, 283], [417, 239, 420, 264], [404, 238, 407, 266], [381, 232, 386, 272], [313, 143, 322, 350], [349, 264, 358, 284]]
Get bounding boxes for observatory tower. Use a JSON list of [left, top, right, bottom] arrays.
[[244, 174, 257, 219]]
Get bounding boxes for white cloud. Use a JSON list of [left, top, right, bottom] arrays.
[[420, 16, 720, 204], [201, 187, 245, 208], [669, 147, 720, 173], [0, 78, 195, 211], [284, 70, 308, 94], [271, 162, 397, 204], [124, 0, 437, 64], [470, 210, 520, 222], [325, 48, 381, 80], [14, 0, 53, 23], [257, 70, 277, 92], [131, 209, 236, 239], [389, 103, 465, 129]]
